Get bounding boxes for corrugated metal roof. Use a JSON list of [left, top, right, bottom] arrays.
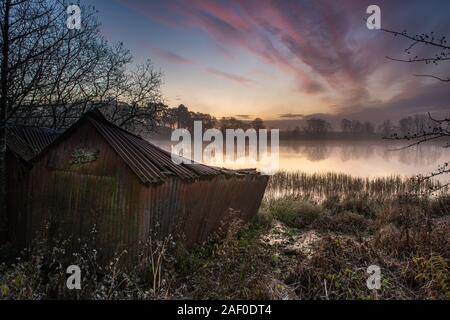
[[87, 111, 256, 184], [7, 126, 60, 161], [87, 113, 201, 183], [31, 110, 251, 184]]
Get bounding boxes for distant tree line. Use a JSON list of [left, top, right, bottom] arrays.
[[156, 105, 443, 141], [341, 119, 374, 134], [158, 104, 265, 132], [279, 114, 442, 140]]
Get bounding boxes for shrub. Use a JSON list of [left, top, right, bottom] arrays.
[[267, 197, 322, 229], [316, 211, 372, 235], [376, 194, 429, 229], [429, 195, 450, 217], [0, 232, 175, 300], [339, 194, 379, 218], [402, 255, 449, 299]]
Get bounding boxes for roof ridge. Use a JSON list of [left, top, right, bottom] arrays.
[[85, 109, 144, 140], [88, 116, 166, 183]]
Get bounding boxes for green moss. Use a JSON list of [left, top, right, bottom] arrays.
[[70, 148, 99, 164]]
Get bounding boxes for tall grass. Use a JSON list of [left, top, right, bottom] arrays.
[[265, 171, 445, 201]]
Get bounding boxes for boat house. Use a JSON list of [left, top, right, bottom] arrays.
[[4, 110, 268, 263]]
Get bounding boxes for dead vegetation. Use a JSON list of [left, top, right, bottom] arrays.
[[0, 172, 449, 300]]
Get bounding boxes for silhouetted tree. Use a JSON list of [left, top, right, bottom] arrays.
[[191, 111, 217, 129], [219, 117, 248, 132], [399, 117, 414, 136], [377, 120, 395, 135], [292, 126, 301, 138], [173, 104, 190, 129], [305, 118, 332, 134], [363, 121, 375, 135], [340, 119, 375, 135], [251, 118, 265, 130], [341, 119, 352, 133], [351, 120, 364, 134]]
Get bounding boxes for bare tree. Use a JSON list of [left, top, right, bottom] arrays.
[[1, 0, 93, 232], [383, 28, 449, 81], [381, 27, 450, 190], [0, 0, 164, 235], [89, 59, 164, 134], [2, 1, 103, 124]]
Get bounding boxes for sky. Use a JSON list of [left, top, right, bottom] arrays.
[[90, 0, 450, 121]]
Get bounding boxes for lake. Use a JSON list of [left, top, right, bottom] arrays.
[[149, 138, 450, 181]]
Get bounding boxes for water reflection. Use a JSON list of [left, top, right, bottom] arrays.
[[150, 138, 449, 179], [281, 140, 444, 166]]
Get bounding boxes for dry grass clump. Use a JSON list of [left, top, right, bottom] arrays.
[[429, 194, 450, 216], [266, 171, 445, 201], [374, 194, 449, 260], [323, 193, 380, 218], [264, 196, 322, 229], [316, 211, 373, 235], [263, 195, 374, 235]]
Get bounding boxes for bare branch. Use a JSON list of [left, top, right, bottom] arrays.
[[414, 74, 450, 82], [380, 27, 450, 50]]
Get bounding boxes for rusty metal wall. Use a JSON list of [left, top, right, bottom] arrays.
[[138, 174, 269, 250]]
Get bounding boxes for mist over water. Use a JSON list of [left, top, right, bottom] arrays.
[[150, 139, 450, 181], [276, 140, 449, 180]]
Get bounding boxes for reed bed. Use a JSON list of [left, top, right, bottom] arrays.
[[265, 171, 444, 201]]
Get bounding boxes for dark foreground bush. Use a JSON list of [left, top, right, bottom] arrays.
[[0, 234, 175, 299]]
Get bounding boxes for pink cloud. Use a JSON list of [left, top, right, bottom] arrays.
[[120, 0, 448, 114], [151, 0, 338, 93], [152, 47, 194, 65], [206, 67, 256, 86]]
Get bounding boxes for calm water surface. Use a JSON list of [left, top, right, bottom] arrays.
[[150, 139, 450, 181]]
